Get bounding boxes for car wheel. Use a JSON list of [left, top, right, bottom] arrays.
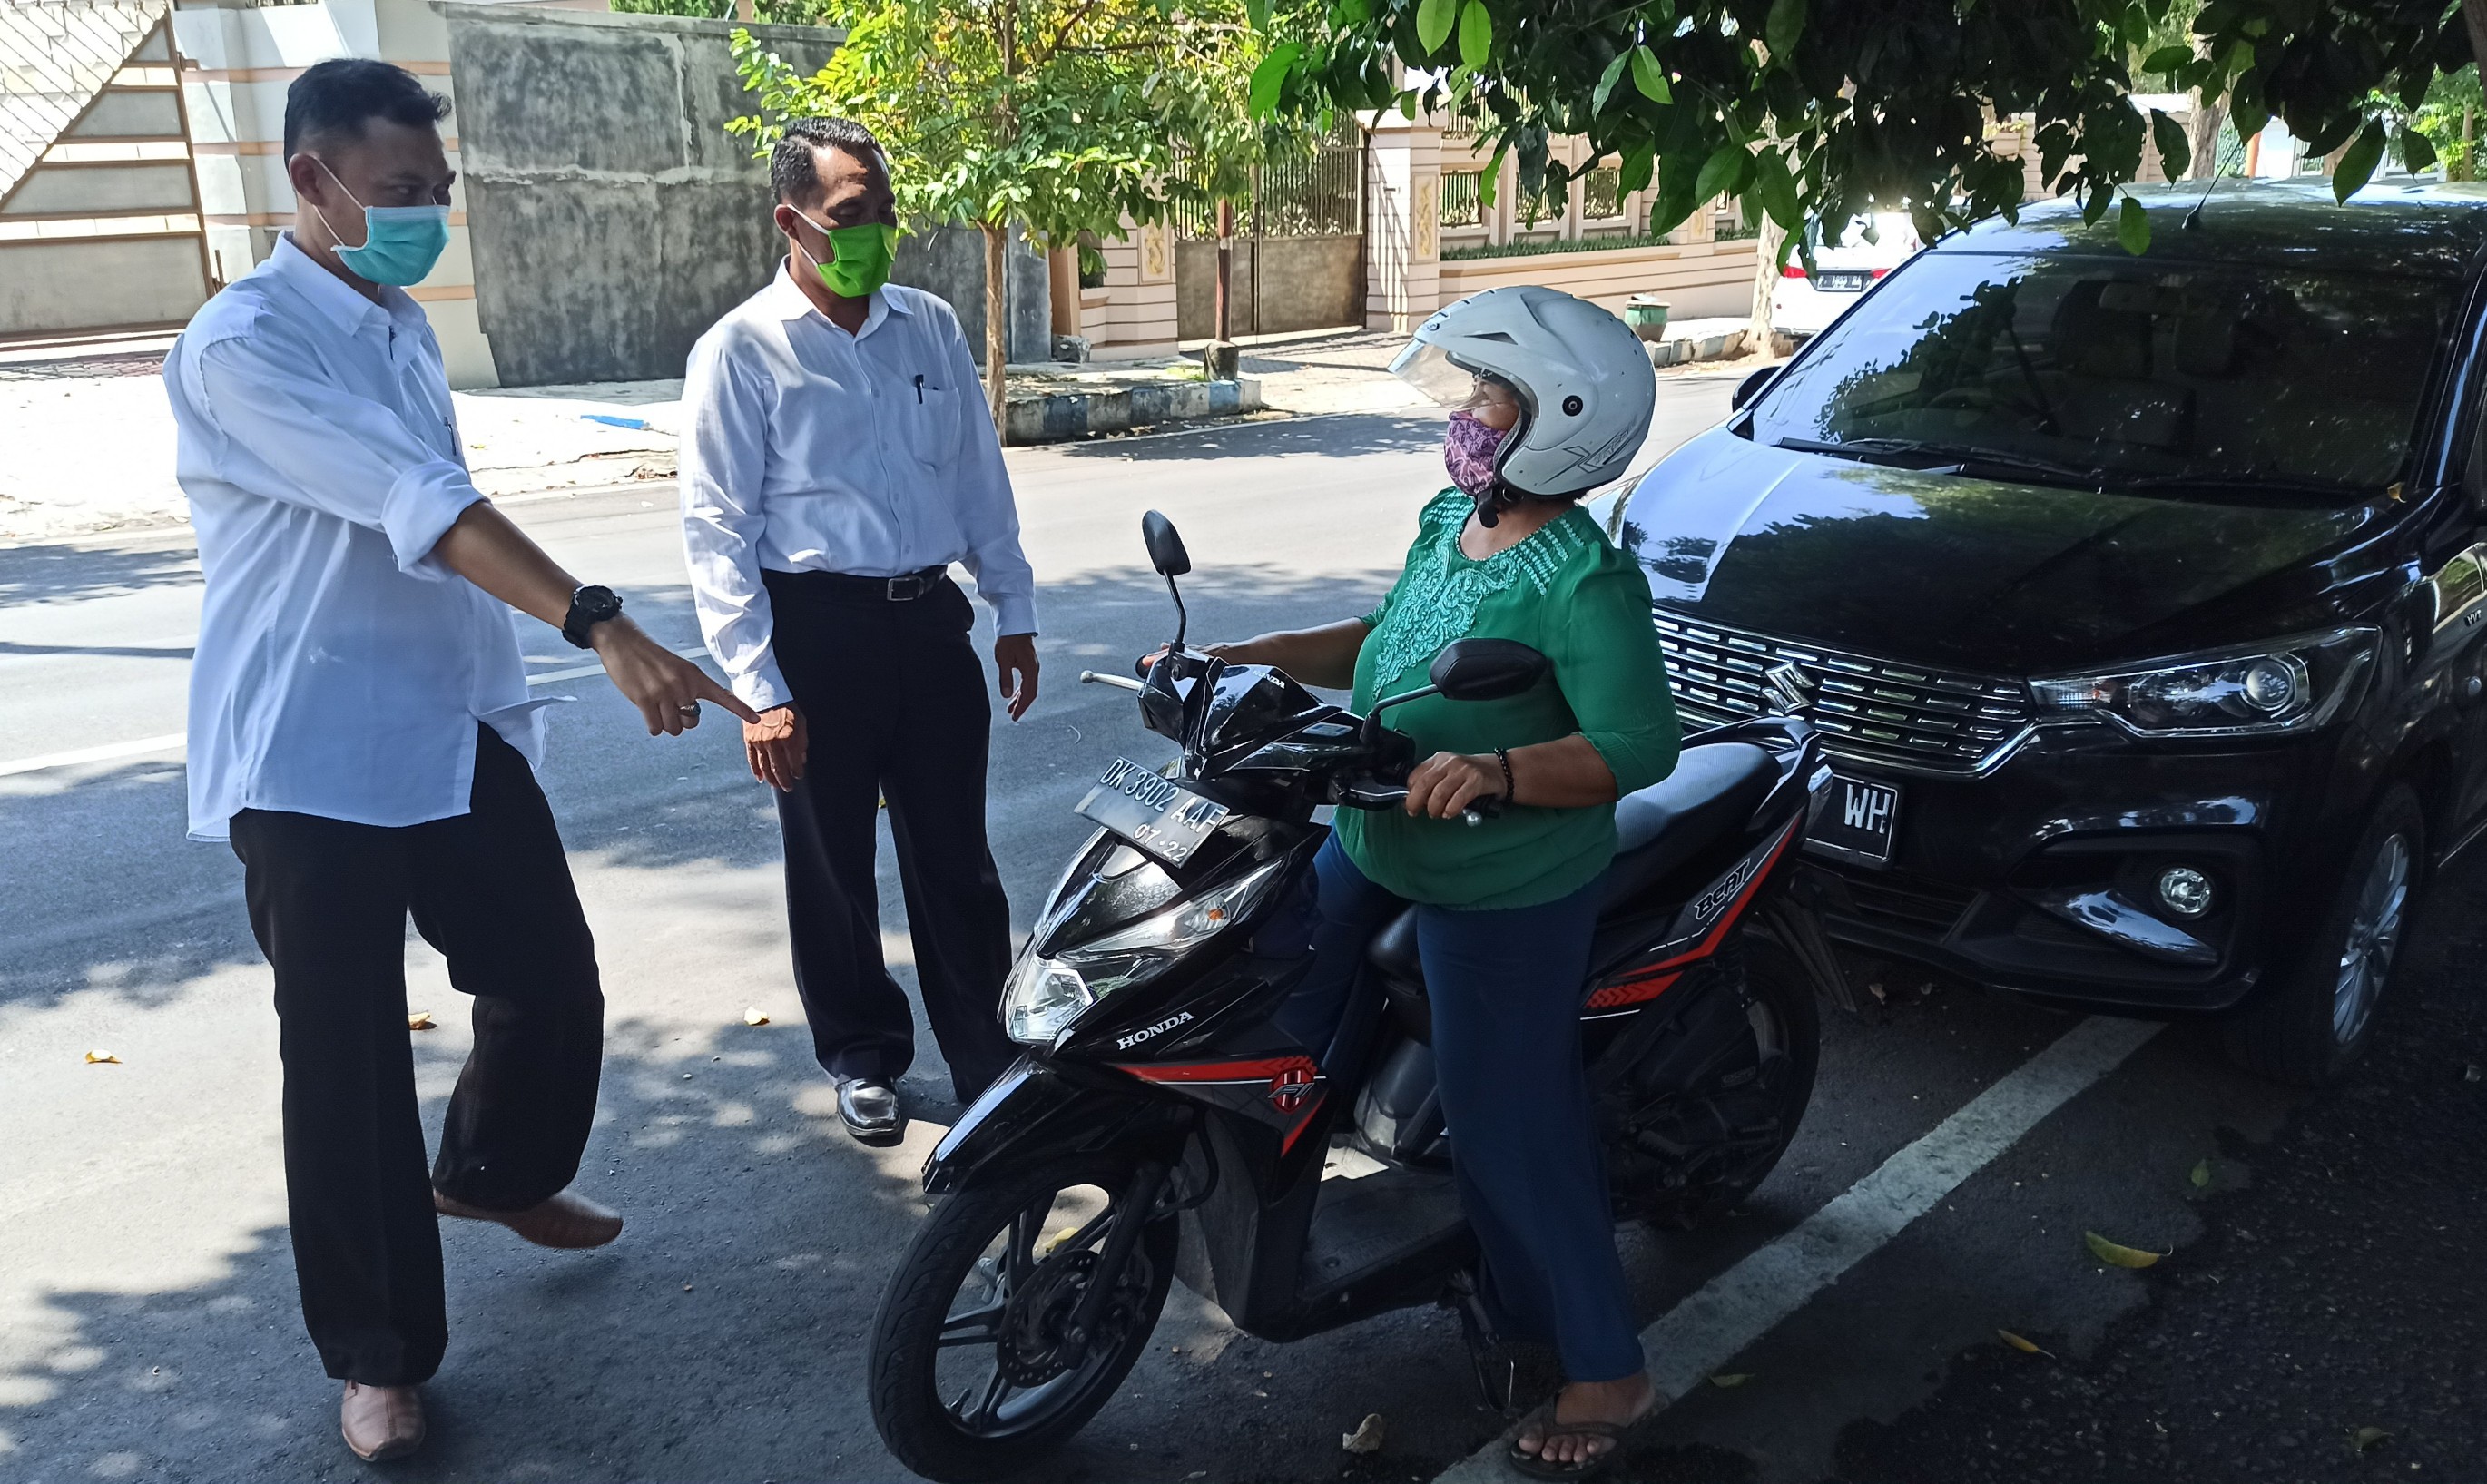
[[2222, 785, 2421, 1086]]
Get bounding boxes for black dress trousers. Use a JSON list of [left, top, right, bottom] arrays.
[[762, 568, 1019, 1103], [227, 725, 604, 1386]]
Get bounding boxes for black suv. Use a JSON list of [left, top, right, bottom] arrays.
[[1608, 180, 2487, 1085]]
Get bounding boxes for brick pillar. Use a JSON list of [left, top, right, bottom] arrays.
[[1364, 113, 1441, 332]]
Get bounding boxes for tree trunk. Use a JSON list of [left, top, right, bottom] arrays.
[[983, 222, 1008, 431], [1214, 198, 1234, 342], [2187, 38, 2225, 181], [2186, 96, 2227, 180], [1748, 212, 1787, 353]]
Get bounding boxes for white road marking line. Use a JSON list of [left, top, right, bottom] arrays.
[[0, 732, 188, 777], [1430, 1014, 2165, 1482], [0, 645, 713, 778]]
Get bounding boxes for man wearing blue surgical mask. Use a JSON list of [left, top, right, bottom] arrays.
[[162, 58, 752, 1464]]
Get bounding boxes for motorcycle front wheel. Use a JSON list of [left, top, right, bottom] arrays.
[[869, 1154, 1177, 1482]]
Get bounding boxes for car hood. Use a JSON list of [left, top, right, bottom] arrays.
[[1613, 429, 2392, 675]]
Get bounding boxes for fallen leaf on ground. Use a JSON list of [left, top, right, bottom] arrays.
[[2465, 1063, 2481, 1084], [1709, 1372, 1755, 1388], [2084, 1231, 2168, 1268], [1997, 1330, 2052, 1356], [2189, 1159, 2211, 1189], [408, 1012, 436, 1031], [1342, 1413, 1384, 1453], [84, 1050, 120, 1065], [2349, 1425, 2393, 1453], [743, 1007, 770, 1026]]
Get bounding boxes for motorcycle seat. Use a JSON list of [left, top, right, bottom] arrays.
[[1361, 742, 1778, 1014], [1600, 742, 1777, 911]]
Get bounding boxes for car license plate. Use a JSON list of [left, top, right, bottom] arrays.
[[1808, 772, 1902, 868], [1814, 271, 1868, 292], [1076, 757, 1231, 867]]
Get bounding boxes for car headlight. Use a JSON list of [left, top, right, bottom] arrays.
[[2029, 628, 2374, 738], [1001, 858, 1291, 1047]]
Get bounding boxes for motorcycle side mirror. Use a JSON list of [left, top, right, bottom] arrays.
[[1430, 638, 1550, 702], [1141, 510, 1192, 577], [1140, 509, 1192, 646], [1732, 364, 1779, 412]]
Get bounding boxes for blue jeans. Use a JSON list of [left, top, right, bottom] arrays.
[[1279, 837, 1643, 1382]]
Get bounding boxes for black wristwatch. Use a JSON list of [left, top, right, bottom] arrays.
[[561, 584, 624, 649]]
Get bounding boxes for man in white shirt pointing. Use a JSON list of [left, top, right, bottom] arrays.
[[162, 59, 752, 1463], [680, 118, 1034, 1145]]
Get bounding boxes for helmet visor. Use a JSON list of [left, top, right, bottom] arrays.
[[1389, 339, 1487, 410]]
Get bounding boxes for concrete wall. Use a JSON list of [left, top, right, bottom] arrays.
[[439, 3, 1045, 387], [892, 222, 1052, 369], [1175, 233, 1360, 340], [440, 3, 832, 385]]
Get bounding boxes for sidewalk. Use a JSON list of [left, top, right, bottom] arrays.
[[0, 325, 1776, 544]]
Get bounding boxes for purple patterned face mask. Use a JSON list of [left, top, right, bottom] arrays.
[[1443, 409, 1507, 498]]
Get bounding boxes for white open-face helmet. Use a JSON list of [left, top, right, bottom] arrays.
[[1390, 285, 1656, 499]]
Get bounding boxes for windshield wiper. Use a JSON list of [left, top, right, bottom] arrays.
[[1774, 437, 2109, 486], [2113, 472, 2375, 506]]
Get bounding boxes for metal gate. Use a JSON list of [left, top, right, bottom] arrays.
[[1173, 124, 1364, 339]]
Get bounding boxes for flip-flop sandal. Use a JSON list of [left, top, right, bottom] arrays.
[[1505, 1398, 1651, 1480]]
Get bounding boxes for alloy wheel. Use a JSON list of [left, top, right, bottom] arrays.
[[2331, 832, 2410, 1047]]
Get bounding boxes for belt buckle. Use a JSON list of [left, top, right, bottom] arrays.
[[885, 574, 927, 602]]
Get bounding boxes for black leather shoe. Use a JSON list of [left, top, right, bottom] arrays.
[[836, 1077, 902, 1145]]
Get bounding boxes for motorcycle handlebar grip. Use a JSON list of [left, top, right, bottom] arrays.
[[1080, 670, 1145, 693]]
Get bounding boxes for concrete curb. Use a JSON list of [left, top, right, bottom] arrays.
[[1647, 324, 1749, 368], [1003, 377, 1263, 444]]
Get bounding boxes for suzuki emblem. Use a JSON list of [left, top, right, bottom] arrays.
[[1764, 662, 1814, 716]]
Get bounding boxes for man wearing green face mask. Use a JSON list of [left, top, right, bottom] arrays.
[[681, 117, 1039, 1147]]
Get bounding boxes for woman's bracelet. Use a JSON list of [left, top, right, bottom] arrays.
[[1493, 747, 1516, 802]]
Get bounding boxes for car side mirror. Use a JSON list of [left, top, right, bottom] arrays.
[[1732, 365, 1779, 412], [1141, 510, 1192, 578], [1430, 638, 1549, 702]]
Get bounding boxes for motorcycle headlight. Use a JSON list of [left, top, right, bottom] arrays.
[[1000, 858, 1290, 1047], [2030, 628, 2375, 739]]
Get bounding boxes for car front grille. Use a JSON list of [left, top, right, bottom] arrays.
[[1823, 866, 1981, 939], [1654, 609, 2034, 776]]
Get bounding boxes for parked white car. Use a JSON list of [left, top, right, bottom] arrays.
[[1771, 212, 1923, 337]]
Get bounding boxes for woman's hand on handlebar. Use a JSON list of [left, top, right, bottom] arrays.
[[1137, 640, 1259, 674], [1405, 751, 1508, 820]]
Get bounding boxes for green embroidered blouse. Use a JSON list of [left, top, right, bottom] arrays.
[[1335, 490, 1682, 910]]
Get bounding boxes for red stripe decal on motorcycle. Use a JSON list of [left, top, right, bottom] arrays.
[[1277, 1088, 1328, 1155], [1113, 1055, 1320, 1085], [1627, 818, 1804, 979], [1584, 970, 1681, 1011]]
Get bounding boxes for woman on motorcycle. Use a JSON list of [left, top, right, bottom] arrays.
[[1203, 287, 1680, 1477]]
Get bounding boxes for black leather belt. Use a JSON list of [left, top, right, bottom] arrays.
[[770, 565, 950, 602]]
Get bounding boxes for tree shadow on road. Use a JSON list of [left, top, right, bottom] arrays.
[[0, 537, 198, 610], [0, 1011, 945, 1484]]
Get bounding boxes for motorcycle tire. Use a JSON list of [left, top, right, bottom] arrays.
[[1607, 930, 1821, 1229], [868, 1153, 1177, 1483]]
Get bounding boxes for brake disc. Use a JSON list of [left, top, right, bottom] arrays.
[[994, 1246, 1152, 1387]]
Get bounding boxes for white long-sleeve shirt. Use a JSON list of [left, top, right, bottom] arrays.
[[678, 267, 1037, 713], [163, 235, 546, 842]]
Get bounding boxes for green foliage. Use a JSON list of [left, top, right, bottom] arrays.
[[1441, 228, 1681, 260], [729, 0, 1301, 251], [2410, 64, 2483, 181], [612, 0, 839, 23], [1257, 0, 2487, 264]]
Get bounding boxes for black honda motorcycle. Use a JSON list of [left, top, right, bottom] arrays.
[[866, 513, 1842, 1481]]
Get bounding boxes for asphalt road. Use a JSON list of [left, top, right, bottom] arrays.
[[3, 382, 2477, 1484]]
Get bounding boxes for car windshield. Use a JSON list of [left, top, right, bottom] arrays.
[[1745, 251, 2463, 499]]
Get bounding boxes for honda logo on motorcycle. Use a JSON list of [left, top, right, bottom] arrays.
[[1266, 1064, 1318, 1114], [1116, 1010, 1195, 1051]]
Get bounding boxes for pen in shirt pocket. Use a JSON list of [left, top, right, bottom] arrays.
[[913, 374, 925, 403]]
